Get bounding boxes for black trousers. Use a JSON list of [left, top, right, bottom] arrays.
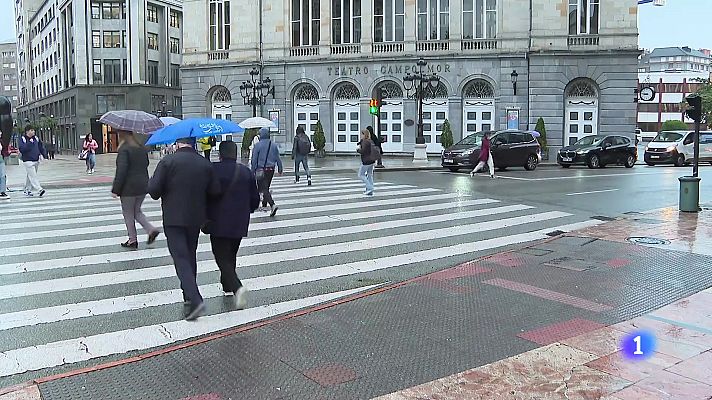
[[203, 149, 211, 159], [164, 226, 203, 305], [210, 236, 243, 293], [257, 169, 275, 207]]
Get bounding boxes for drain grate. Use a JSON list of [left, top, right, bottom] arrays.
[[626, 237, 670, 245], [591, 215, 616, 221], [546, 230, 566, 237]]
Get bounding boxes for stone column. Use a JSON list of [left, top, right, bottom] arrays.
[[319, 0, 331, 56], [360, 0, 373, 53], [404, 0, 417, 52]]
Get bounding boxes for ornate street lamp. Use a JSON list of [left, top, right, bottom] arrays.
[[240, 67, 273, 117], [511, 70, 519, 95], [403, 58, 440, 160]]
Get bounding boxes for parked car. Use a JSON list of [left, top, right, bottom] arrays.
[[557, 135, 637, 169], [441, 130, 541, 172], [643, 130, 712, 166]]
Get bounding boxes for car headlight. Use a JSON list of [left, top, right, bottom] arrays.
[[462, 149, 474, 156], [576, 150, 587, 154], [666, 145, 676, 152], [644, 146, 649, 152]]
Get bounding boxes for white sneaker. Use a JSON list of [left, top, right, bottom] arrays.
[[223, 291, 234, 297], [235, 287, 248, 310]]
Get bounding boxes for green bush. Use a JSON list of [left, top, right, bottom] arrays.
[[534, 117, 547, 150], [241, 128, 258, 152], [440, 119, 454, 148], [661, 120, 688, 131], [313, 120, 326, 151]]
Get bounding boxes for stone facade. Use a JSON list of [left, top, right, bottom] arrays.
[[182, 0, 640, 154]]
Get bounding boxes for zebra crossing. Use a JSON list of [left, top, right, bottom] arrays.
[[0, 174, 602, 383]]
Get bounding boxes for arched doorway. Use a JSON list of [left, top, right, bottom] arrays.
[[332, 82, 361, 152], [564, 79, 599, 146], [462, 79, 495, 138], [419, 82, 448, 154], [293, 83, 320, 146], [375, 81, 404, 153], [210, 86, 233, 120]]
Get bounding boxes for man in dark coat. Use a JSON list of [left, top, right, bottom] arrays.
[[148, 136, 221, 320], [207, 141, 259, 309], [367, 125, 384, 168]]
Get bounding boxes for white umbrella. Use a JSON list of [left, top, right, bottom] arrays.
[[160, 116, 181, 126], [239, 117, 276, 129]]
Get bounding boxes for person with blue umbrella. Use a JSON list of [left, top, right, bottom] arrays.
[[145, 118, 244, 147], [148, 135, 222, 321]]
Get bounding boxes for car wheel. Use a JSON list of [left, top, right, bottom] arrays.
[[674, 154, 685, 167], [624, 155, 636, 168], [447, 167, 460, 172], [524, 154, 538, 171], [646, 162, 655, 166], [560, 164, 571, 169], [587, 154, 601, 169]]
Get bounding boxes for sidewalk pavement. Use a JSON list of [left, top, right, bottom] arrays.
[[3, 206, 711, 400]]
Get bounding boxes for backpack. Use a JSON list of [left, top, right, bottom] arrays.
[[297, 135, 311, 155], [208, 136, 217, 147]]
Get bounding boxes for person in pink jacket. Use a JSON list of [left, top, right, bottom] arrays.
[[83, 133, 99, 174], [469, 133, 495, 179]]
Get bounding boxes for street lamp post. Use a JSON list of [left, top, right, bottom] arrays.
[[403, 58, 440, 162], [240, 67, 273, 117]]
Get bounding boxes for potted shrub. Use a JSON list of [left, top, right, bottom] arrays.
[[534, 117, 548, 160], [313, 120, 326, 158], [440, 119, 454, 149]]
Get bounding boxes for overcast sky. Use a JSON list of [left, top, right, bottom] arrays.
[[0, 1, 709, 48]]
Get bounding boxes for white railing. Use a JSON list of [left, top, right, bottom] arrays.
[[373, 42, 405, 53], [416, 40, 449, 52], [461, 39, 498, 51], [207, 51, 229, 61], [290, 46, 319, 57], [568, 35, 599, 46], [330, 44, 361, 55]]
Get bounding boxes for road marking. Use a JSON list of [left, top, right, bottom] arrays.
[[0, 188, 440, 229], [0, 220, 602, 377], [0, 211, 571, 298], [0, 286, 376, 377], [0, 201, 516, 258], [565, 189, 620, 196], [0, 193, 467, 241]]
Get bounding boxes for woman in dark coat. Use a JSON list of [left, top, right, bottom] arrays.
[[469, 133, 495, 179], [111, 131, 160, 249], [207, 141, 259, 309]]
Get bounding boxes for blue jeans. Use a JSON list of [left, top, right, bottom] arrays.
[[294, 155, 310, 179], [358, 163, 375, 193], [0, 156, 6, 193], [86, 153, 96, 170]]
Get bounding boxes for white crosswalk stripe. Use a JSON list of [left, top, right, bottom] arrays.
[[0, 174, 601, 379]]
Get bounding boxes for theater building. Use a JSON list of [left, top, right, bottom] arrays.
[[181, 0, 639, 154]]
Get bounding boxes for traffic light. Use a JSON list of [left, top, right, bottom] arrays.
[[685, 94, 702, 122], [369, 99, 379, 116]]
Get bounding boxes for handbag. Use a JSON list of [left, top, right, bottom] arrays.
[[254, 140, 272, 181], [201, 164, 243, 235], [78, 149, 89, 160]]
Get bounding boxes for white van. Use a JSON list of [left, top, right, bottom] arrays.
[[644, 130, 712, 166]]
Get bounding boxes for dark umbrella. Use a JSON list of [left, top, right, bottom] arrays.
[[99, 110, 164, 133]]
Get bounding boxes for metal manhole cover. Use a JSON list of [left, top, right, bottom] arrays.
[[626, 237, 670, 245]]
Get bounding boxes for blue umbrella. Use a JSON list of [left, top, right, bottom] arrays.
[[145, 118, 244, 146]]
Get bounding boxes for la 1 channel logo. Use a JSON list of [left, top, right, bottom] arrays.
[[621, 330, 656, 360]]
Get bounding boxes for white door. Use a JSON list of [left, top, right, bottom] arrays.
[[565, 100, 598, 146], [379, 100, 404, 152], [294, 101, 320, 150], [423, 101, 448, 153], [211, 102, 232, 142], [333, 102, 360, 152], [463, 100, 495, 138]]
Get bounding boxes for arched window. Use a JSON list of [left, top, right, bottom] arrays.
[[294, 84, 319, 100], [463, 79, 495, 98], [417, 82, 448, 99], [566, 79, 598, 98], [333, 82, 360, 100], [212, 86, 231, 102], [377, 81, 404, 99]]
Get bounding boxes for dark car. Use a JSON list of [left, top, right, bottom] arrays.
[[557, 135, 637, 169], [442, 130, 541, 172]]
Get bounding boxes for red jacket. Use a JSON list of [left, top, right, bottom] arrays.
[[479, 136, 491, 162]]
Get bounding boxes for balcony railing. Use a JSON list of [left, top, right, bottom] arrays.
[[416, 40, 449, 52], [461, 39, 498, 51], [207, 50, 229, 61], [373, 42, 404, 53], [290, 46, 319, 57], [330, 44, 361, 55], [568, 35, 599, 46]]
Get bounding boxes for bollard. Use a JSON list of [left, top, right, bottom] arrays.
[[679, 176, 701, 212]]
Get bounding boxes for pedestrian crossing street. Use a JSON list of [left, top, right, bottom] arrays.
[[0, 174, 602, 382]]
